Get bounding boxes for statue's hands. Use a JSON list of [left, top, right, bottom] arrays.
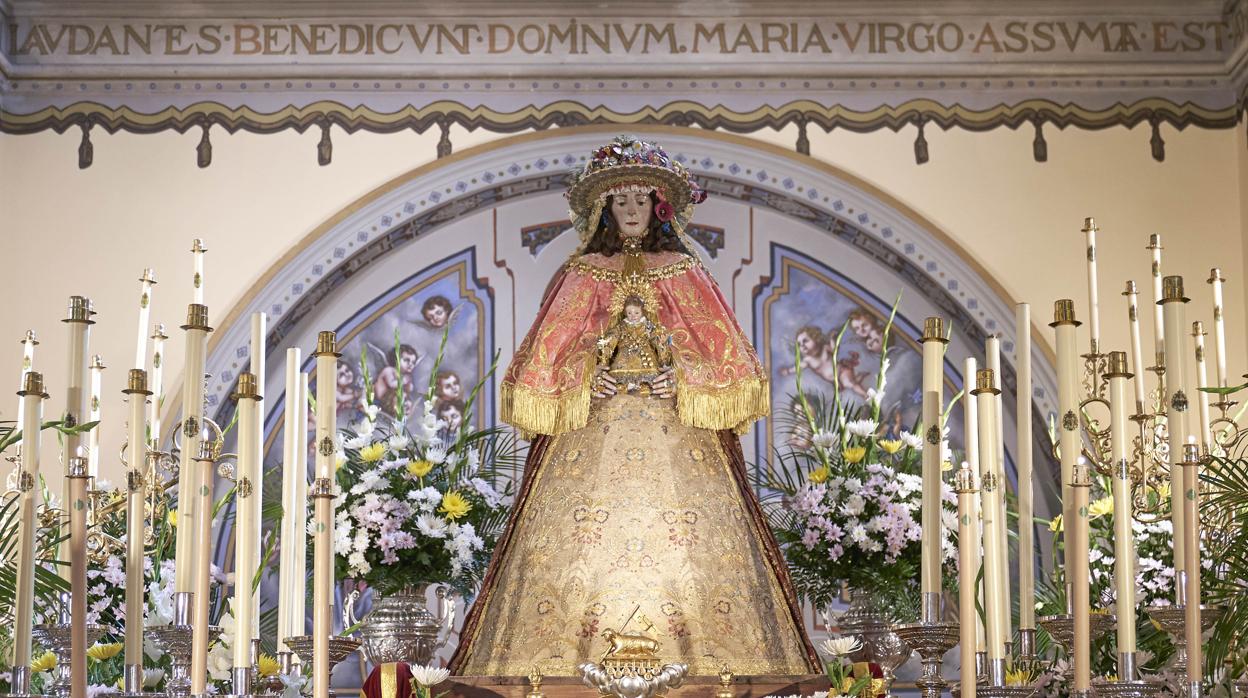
[[652, 368, 676, 399], [592, 367, 618, 398]]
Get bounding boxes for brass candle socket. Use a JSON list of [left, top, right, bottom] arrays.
[[892, 621, 960, 698]]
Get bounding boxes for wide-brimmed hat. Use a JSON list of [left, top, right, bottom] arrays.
[[566, 135, 706, 242]]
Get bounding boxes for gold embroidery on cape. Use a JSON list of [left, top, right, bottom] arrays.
[[567, 255, 696, 283]]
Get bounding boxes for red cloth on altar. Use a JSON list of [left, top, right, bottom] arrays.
[[362, 662, 414, 698]]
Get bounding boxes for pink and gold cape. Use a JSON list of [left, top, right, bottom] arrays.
[[500, 251, 769, 436]]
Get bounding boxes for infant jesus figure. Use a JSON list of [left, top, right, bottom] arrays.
[[596, 294, 674, 397]]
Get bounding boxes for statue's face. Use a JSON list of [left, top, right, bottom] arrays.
[[610, 191, 653, 238], [624, 304, 644, 322]]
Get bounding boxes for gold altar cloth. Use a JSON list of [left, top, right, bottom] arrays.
[[449, 393, 819, 677]]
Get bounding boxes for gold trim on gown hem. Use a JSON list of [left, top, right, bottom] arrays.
[[449, 393, 819, 676]]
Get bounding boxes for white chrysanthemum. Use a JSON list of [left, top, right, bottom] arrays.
[[425, 444, 448, 465], [899, 430, 924, 450], [819, 636, 862, 657], [142, 668, 165, 688], [388, 433, 410, 451], [845, 418, 878, 438], [410, 665, 450, 687], [416, 513, 448, 539], [810, 430, 838, 450]]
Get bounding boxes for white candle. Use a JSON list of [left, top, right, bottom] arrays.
[[974, 368, 1006, 683], [1015, 304, 1035, 633], [1148, 235, 1164, 367], [16, 330, 37, 428], [59, 296, 92, 584], [12, 372, 47, 692], [175, 304, 211, 594], [1070, 457, 1092, 693], [918, 317, 947, 613], [278, 349, 307, 654], [1123, 281, 1148, 414], [1082, 218, 1101, 352], [135, 269, 156, 370], [149, 325, 168, 448], [1051, 300, 1081, 604], [962, 358, 985, 653], [1105, 352, 1138, 667], [251, 313, 267, 399], [1160, 276, 1190, 600], [122, 369, 150, 678], [1193, 322, 1212, 454], [985, 336, 1011, 646], [232, 372, 262, 669], [1208, 269, 1228, 388], [956, 461, 981, 698], [312, 331, 340, 698], [87, 355, 104, 480], [192, 239, 207, 306], [1181, 441, 1203, 692]]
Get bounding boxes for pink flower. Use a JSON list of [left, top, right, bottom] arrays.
[[654, 201, 675, 222]]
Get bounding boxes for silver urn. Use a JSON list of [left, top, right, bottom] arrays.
[[344, 584, 456, 666]]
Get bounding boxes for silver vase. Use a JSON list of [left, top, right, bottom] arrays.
[[344, 584, 456, 666], [829, 589, 912, 696]]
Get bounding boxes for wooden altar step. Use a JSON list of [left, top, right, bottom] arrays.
[[446, 674, 831, 698]]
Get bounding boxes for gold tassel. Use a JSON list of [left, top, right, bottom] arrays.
[[500, 354, 595, 436], [675, 373, 770, 433]]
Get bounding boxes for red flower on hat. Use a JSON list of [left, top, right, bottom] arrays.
[[654, 201, 675, 222]]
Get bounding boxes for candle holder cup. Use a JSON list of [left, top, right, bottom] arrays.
[[30, 620, 107, 698], [1037, 613, 1117, 679], [148, 623, 221, 697], [978, 685, 1039, 698], [1091, 677, 1167, 698], [1143, 605, 1223, 672], [892, 620, 960, 698]]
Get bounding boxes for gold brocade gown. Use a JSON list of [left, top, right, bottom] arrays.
[[448, 391, 820, 676]]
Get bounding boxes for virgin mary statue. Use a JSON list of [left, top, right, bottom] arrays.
[[449, 136, 820, 677]]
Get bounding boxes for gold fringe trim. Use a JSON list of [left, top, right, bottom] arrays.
[[675, 373, 770, 434], [500, 354, 595, 437]]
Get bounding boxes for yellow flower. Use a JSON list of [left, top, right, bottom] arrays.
[[407, 459, 434, 478], [941, 460, 954, 472], [335, 454, 346, 471], [808, 466, 830, 484], [87, 642, 123, 661], [1088, 496, 1114, 519], [843, 446, 866, 464], [258, 653, 280, 677], [167, 510, 178, 528], [358, 442, 387, 464], [1006, 668, 1036, 686], [439, 491, 471, 520], [31, 651, 56, 672], [879, 439, 904, 455], [1049, 514, 1063, 533]]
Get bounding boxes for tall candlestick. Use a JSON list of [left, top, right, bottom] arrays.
[[1070, 459, 1092, 694], [66, 452, 89, 698], [1207, 268, 1228, 388], [963, 358, 985, 654], [192, 238, 207, 306], [1105, 352, 1139, 676], [1147, 235, 1165, 367], [1160, 276, 1191, 600], [175, 304, 212, 595], [918, 317, 948, 618], [1082, 217, 1101, 353], [1180, 442, 1203, 697], [59, 296, 93, 584], [16, 330, 37, 429], [232, 373, 262, 677], [122, 369, 151, 692], [985, 335, 1012, 649], [973, 369, 1006, 686], [87, 355, 104, 479], [278, 349, 308, 655], [1051, 300, 1082, 607], [956, 462, 981, 698], [149, 324, 168, 448], [134, 269, 157, 370], [312, 331, 341, 698], [1015, 303, 1036, 645], [1123, 281, 1148, 414], [1192, 322, 1212, 453], [11, 371, 48, 695]]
